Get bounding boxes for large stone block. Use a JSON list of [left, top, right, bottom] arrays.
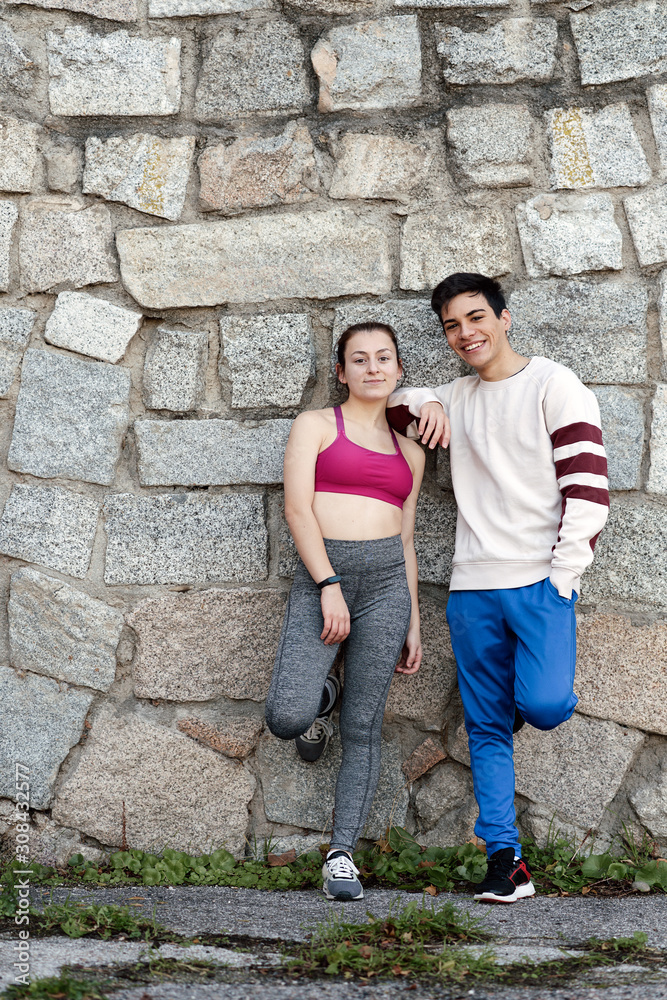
[[447, 104, 534, 188], [414, 761, 477, 848], [508, 281, 648, 385], [333, 300, 464, 391], [591, 387, 643, 491], [516, 193, 623, 278], [44, 292, 142, 364], [570, 3, 667, 85], [414, 491, 457, 586], [449, 712, 645, 831], [143, 327, 208, 412], [258, 733, 408, 839], [0, 22, 35, 96], [220, 313, 314, 409], [333, 299, 466, 388], [5, 0, 137, 17], [200, 123, 317, 215], [661, 272, 667, 378], [150, 0, 272, 12], [436, 18, 557, 85], [19, 198, 118, 293], [52, 715, 255, 855], [0, 118, 39, 194], [385, 593, 456, 724], [396, 0, 508, 5], [0, 307, 35, 397], [117, 209, 392, 309], [311, 16, 421, 113], [195, 19, 309, 120], [128, 588, 286, 701], [648, 86, 667, 178], [629, 746, 667, 840], [135, 418, 291, 486], [584, 499, 667, 608], [0, 484, 99, 579], [8, 349, 131, 487], [83, 134, 195, 222], [548, 105, 650, 190], [0, 665, 94, 810], [47, 28, 180, 117], [624, 186, 667, 268], [648, 384, 667, 495], [8, 567, 123, 692], [0, 200, 18, 291], [177, 717, 263, 760], [401, 208, 511, 291], [329, 132, 435, 202], [576, 613, 667, 737], [45, 142, 82, 194], [103, 493, 268, 585]]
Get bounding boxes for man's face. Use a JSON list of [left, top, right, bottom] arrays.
[[440, 291, 511, 372]]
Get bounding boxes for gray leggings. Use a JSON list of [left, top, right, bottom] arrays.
[[265, 535, 412, 852]]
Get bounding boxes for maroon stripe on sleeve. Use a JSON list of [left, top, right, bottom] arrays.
[[561, 483, 610, 507], [551, 421, 604, 449], [589, 530, 602, 552], [555, 453, 608, 479], [386, 404, 415, 435]]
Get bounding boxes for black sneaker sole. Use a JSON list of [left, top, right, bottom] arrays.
[[474, 882, 535, 904]]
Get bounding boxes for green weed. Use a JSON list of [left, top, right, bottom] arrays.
[[2, 974, 106, 1000], [37, 901, 162, 940]]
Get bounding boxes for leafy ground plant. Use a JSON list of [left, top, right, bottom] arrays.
[[2, 974, 107, 1000], [36, 901, 162, 940]]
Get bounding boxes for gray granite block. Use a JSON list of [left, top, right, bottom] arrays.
[[0, 21, 35, 96], [624, 185, 667, 267], [516, 193, 623, 278], [220, 313, 314, 408], [257, 733, 408, 839], [44, 142, 82, 195], [4, 0, 137, 17], [9, 567, 123, 692], [401, 208, 511, 291], [311, 15, 421, 113], [570, 2, 667, 85], [508, 280, 648, 385], [8, 349, 131, 486], [47, 28, 180, 116], [648, 86, 667, 178], [134, 418, 291, 486], [103, 493, 268, 585], [333, 298, 466, 389], [0, 200, 18, 291], [195, 18, 308, 120], [584, 499, 667, 608], [548, 104, 651, 190], [414, 491, 457, 586], [447, 104, 535, 188], [648, 384, 667, 496], [117, 210, 392, 309], [0, 664, 94, 810], [44, 291, 142, 364], [329, 132, 435, 202], [0, 484, 99, 579], [143, 327, 208, 412], [436, 17, 557, 85], [0, 117, 39, 194], [83, 134, 195, 222], [591, 386, 644, 491], [19, 197, 118, 293], [0, 307, 36, 397], [128, 587, 286, 702], [150, 0, 272, 13]]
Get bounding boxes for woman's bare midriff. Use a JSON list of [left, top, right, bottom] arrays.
[[312, 492, 403, 541]]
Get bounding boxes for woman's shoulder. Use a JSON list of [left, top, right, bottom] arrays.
[[292, 407, 336, 431], [396, 434, 425, 469]]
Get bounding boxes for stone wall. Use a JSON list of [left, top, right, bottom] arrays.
[[0, 0, 666, 866]]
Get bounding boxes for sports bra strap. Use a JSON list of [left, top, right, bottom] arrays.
[[334, 405, 345, 434]]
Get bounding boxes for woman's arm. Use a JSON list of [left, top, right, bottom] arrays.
[[395, 442, 426, 674], [283, 411, 350, 646]]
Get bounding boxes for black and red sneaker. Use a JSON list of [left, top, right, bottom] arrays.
[[473, 848, 535, 904]]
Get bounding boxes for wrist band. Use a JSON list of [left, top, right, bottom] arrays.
[[317, 574, 342, 590]]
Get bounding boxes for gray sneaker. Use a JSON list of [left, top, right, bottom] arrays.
[[322, 850, 364, 901], [295, 674, 340, 762]]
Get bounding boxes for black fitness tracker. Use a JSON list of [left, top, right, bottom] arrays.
[[317, 574, 342, 589]]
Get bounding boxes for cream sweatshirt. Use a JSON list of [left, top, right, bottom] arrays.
[[388, 356, 609, 599]]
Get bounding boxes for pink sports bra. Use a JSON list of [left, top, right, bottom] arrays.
[[314, 406, 414, 510]]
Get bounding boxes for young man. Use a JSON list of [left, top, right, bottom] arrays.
[[387, 272, 609, 904]]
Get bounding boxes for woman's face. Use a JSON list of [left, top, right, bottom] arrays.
[[336, 329, 402, 400]]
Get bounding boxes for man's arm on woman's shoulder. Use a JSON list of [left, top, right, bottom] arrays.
[[387, 384, 453, 447]]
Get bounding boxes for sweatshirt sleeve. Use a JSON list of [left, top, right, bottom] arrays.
[[387, 385, 451, 439], [543, 372, 610, 599]]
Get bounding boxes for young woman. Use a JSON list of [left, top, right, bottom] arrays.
[[265, 322, 426, 902]]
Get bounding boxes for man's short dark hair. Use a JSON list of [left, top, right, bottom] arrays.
[[431, 273, 507, 322]]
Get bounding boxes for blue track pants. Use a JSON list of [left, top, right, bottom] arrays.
[[446, 578, 578, 858]]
